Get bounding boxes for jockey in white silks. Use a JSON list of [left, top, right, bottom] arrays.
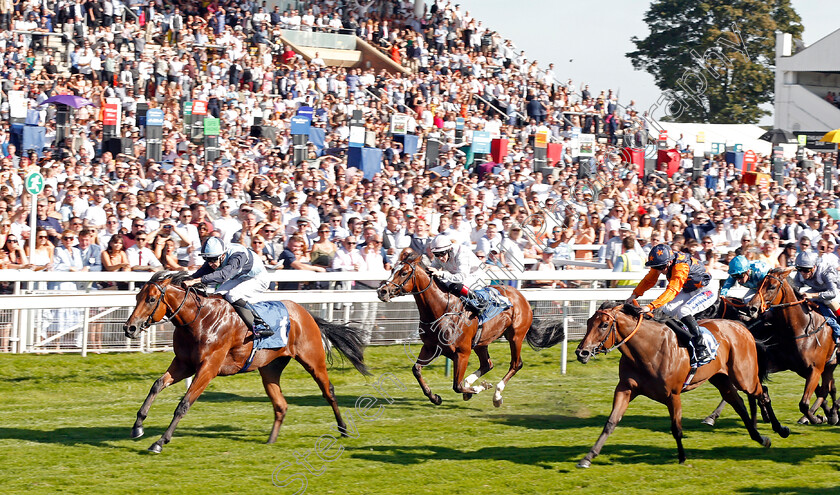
[[183, 237, 273, 337], [427, 235, 488, 316]]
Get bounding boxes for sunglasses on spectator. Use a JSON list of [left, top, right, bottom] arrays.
[[37, 235, 48, 239], [7, 238, 17, 243]]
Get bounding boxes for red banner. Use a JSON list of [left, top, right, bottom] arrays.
[[743, 150, 757, 172], [103, 103, 119, 126], [191, 100, 208, 116]]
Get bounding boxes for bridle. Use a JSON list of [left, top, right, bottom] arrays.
[[589, 307, 645, 355], [755, 272, 811, 313], [381, 259, 434, 297], [753, 272, 824, 340], [140, 282, 203, 331]]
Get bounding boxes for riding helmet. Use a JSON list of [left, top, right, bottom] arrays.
[[645, 243, 674, 267], [430, 235, 455, 254], [200, 237, 226, 259], [795, 251, 818, 270], [728, 255, 750, 276]]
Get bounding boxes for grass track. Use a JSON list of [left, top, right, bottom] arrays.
[[1, 343, 840, 494]]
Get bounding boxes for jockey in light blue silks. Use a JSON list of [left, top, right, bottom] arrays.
[[427, 234, 488, 317], [791, 251, 840, 344], [720, 256, 771, 303], [184, 237, 273, 337]]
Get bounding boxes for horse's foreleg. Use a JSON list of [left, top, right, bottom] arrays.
[[578, 384, 635, 468], [701, 399, 727, 426], [462, 346, 494, 402], [665, 394, 686, 464], [132, 358, 193, 439], [412, 344, 443, 405], [148, 356, 222, 453], [797, 368, 825, 425], [261, 356, 292, 444], [757, 385, 790, 438], [451, 349, 490, 396]]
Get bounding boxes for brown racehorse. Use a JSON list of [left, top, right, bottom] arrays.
[[123, 271, 370, 453], [574, 302, 789, 468], [742, 268, 839, 425], [376, 249, 564, 407]]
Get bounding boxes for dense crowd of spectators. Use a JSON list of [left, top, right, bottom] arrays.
[[0, 0, 839, 296]]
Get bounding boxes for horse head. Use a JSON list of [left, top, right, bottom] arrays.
[[746, 268, 793, 318], [124, 271, 192, 338], [377, 249, 432, 302], [576, 301, 627, 363]]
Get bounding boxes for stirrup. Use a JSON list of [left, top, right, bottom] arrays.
[[683, 367, 697, 390]]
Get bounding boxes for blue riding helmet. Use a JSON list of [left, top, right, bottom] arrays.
[[645, 243, 674, 268], [728, 255, 750, 276], [200, 237, 226, 260]]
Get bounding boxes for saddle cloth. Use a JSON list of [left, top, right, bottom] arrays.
[[472, 287, 512, 325], [250, 300, 291, 350]]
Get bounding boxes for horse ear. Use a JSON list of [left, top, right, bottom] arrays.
[[781, 267, 793, 279]]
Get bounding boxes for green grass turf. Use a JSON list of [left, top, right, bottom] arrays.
[[1, 343, 840, 494]]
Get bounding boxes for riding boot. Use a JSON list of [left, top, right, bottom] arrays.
[[681, 315, 710, 365], [462, 289, 489, 318], [232, 299, 274, 338]]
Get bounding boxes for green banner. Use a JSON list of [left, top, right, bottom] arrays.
[[183, 102, 192, 116], [204, 117, 220, 136]]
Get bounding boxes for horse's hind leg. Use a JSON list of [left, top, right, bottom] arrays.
[[261, 356, 292, 444], [296, 352, 346, 436], [757, 385, 790, 438], [149, 354, 224, 453], [709, 374, 770, 448], [578, 384, 636, 468], [701, 400, 727, 426], [462, 346, 494, 402], [132, 358, 193, 440], [491, 327, 526, 408]]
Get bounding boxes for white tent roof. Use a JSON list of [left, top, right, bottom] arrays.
[[654, 122, 799, 157]]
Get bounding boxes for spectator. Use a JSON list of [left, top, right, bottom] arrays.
[[126, 231, 162, 272]]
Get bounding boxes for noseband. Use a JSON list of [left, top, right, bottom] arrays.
[[381, 260, 434, 297], [141, 282, 203, 330]]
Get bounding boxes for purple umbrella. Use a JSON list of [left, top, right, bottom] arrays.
[[41, 94, 94, 109]]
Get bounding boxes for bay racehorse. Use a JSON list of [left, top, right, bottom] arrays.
[[744, 268, 838, 425], [123, 271, 370, 453], [377, 249, 565, 407], [574, 301, 789, 467]]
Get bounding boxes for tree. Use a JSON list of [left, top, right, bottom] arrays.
[[628, 0, 803, 124]]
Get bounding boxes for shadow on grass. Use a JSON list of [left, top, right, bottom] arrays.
[[0, 424, 256, 449], [736, 486, 840, 495], [199, 391, 424, 409], [345, 442, 840, 468]]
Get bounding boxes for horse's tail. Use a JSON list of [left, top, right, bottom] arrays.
[[754, 337, 771, 384], [313, 316, 372, 376], [525, 316, 566, 350]]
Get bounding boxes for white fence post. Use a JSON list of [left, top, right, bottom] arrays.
[[561, 300, 569, 375], [81, 308, 90, 357]]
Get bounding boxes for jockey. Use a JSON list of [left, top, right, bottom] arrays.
[[625, 243, 715, 365], [791, 251, 840, 344], [427, 234, 488, 317], [183, 237, 274, 337], [720, 255, 771, 303]]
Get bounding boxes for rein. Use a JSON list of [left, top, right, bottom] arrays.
[[754, 274, 825, 341], [592, 308, 646, 355], [142, 282, 203, 330]]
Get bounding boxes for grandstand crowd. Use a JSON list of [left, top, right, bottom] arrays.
[[1, 0, 839, 294]]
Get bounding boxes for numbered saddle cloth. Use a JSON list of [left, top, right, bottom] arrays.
[[472, 287, 512, 325], [250, 301, 291, 350]]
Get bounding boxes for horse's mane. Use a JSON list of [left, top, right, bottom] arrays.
[[149, 271, 193, 286], [599, 300, 623, 311]]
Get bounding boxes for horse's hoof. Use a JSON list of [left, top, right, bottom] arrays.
[[431, 394, 442, 406], [148, 443, 163, 454], [797, 416, 810, 425], [463, 393, 473, 401], [778, 426, 790, 438], [830, 413, 839, 426], [130, 426, 144, 439], [816, 415, 826, 424], [493, 396, 503, 408], [761, 436, 771, 448], [577, 459, 591, 469], [701, 417, 715, 427]]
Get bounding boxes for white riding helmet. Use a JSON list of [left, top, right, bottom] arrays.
[[201, 237, 226, 259], [430, 235, 454, 254], [795, 250, 818, 270]]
